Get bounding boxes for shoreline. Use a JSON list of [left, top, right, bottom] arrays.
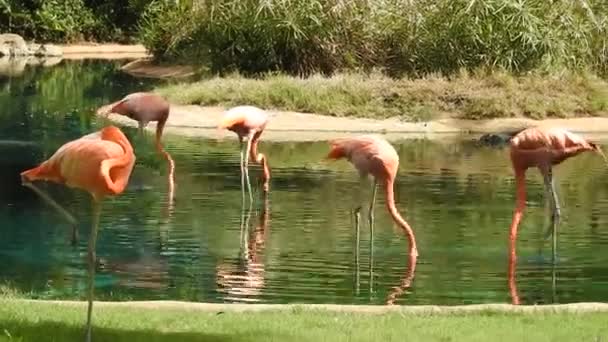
[[104, 105, 608, 142], [5, 299, 608, 314]]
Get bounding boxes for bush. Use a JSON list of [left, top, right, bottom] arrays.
[[137, 0, 608, 77]]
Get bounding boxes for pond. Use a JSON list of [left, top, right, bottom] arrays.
[[2, 60, 608, 306]]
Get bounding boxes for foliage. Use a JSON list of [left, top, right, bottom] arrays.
[[0, 0, 153, 42], [137, 0, 608, 77]]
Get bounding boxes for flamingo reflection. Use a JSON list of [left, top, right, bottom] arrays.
[[216, 197, 270, 302], [352, 203, 417, 303], [507, 244, 558, 305]]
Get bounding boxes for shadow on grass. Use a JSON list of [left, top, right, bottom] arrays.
[[0, 319, 260, 342]]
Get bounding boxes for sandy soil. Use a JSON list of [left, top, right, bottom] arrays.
[[103, 104, 608, 142], [58, 43, 149, 60], [7, 299, 608, 314]]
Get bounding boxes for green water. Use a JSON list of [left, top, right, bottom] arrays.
[[2, 60, 608, 306]]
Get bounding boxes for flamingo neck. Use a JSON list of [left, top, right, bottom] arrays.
[[100, 130, 135, 196], [250, 135, 270, 193], [384, 177, 418, 256]]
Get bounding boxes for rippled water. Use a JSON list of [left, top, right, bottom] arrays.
[[2, 60, 608, 306]]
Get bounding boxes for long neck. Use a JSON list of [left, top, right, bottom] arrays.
[[508, 246, 520, 305], [155, 117, 175, 202], [100, 129, 135, 196], [384, 177, 417, 256], [509, 169, 526, 254], [250, 134, 270, 193]]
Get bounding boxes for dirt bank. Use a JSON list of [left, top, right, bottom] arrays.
[[103, 104, 608, 142], [120, 58, 196, 78], [6, 299, 608, 314], [59, 43, 149, 60]]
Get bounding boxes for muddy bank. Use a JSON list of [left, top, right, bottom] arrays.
[[102, 104, 608, 142], [120, 58, 196, 78], [6, 299, 608, 314]]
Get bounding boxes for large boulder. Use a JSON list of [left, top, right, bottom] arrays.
[[0, 33, 29, 56]]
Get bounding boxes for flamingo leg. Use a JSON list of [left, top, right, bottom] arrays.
[[239, 139, 246, 206], [23, 182, 79, 245], [353, 206, 361, 294], [85, 198, 102, 342], [368, 180, 377, 294], [138, 121, 145, 136], [542, 169, 561, 263], [244, 133, 254, 204]]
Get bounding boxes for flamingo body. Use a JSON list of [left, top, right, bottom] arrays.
[[21, 126, 135, 199], [508, 126, 602, 258], [327, 135, 417, 257], [21, 125, 135, 342], [97, 92, 169, 126], [220, 105, 271, 197], [219, 105, 269, 137]]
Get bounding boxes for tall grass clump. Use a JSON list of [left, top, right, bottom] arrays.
[[139, 0, 608, 77]]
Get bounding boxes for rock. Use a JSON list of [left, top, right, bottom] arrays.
[[0, 33, 29, 56], [476, 129, 526, 148]]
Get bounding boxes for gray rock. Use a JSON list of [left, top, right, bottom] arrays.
[[0, 33, 29, 56]]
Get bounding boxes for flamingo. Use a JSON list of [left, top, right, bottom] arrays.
[[97, 92, 175, 201], [326, 135, 418, 259], [21, 126, 135, 342], [219, 106, 271, 203], [508, 126, 607, 261]]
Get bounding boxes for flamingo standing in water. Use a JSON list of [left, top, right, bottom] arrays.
[[508, 126, 606, 261], [326, 135, 418, 258], [21, 126, 135, 342], [219, 106, 271, 203], [97, 92, 175, 201]]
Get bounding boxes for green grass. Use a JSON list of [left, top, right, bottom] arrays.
[[156, 70, 608, 121], [1, 300, 608, 342]]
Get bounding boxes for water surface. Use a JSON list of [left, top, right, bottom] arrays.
[[2, 60, 608, 306]]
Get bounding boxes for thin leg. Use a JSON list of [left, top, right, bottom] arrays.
[[23, 182, 79, 245], [138, 121, 145, 136], [543, 169, 561, 263], [85, 199, 102, 342], [368, 180, 377, 294], [239, 139, 246, 206], [353, 207, 361, 294], [244, 134, 254, 204]]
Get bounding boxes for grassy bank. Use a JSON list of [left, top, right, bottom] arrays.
[[1, 300, 608, 341], [156, 71, 608, 121]]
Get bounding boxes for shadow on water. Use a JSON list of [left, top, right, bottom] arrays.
[[3, 60, 608, 306]]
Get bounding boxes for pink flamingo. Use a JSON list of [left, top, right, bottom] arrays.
[[326, 135, 418, 258], [508, 126, 606, 261], [219, 106, 271, 203], [21, 126, 135, 342], [97, 92, 175, 201]]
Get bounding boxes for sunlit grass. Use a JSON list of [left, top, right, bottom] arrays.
[[156, 70, 608, 121], [1, 299, 608, 342]]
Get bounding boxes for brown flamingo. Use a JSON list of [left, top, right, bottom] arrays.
[[97, 92, 175, 201], [21, 126, 135, 342], [326, 135, 418, 259], [508, 126, 607, 261], [219, 106, 271, 203]]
